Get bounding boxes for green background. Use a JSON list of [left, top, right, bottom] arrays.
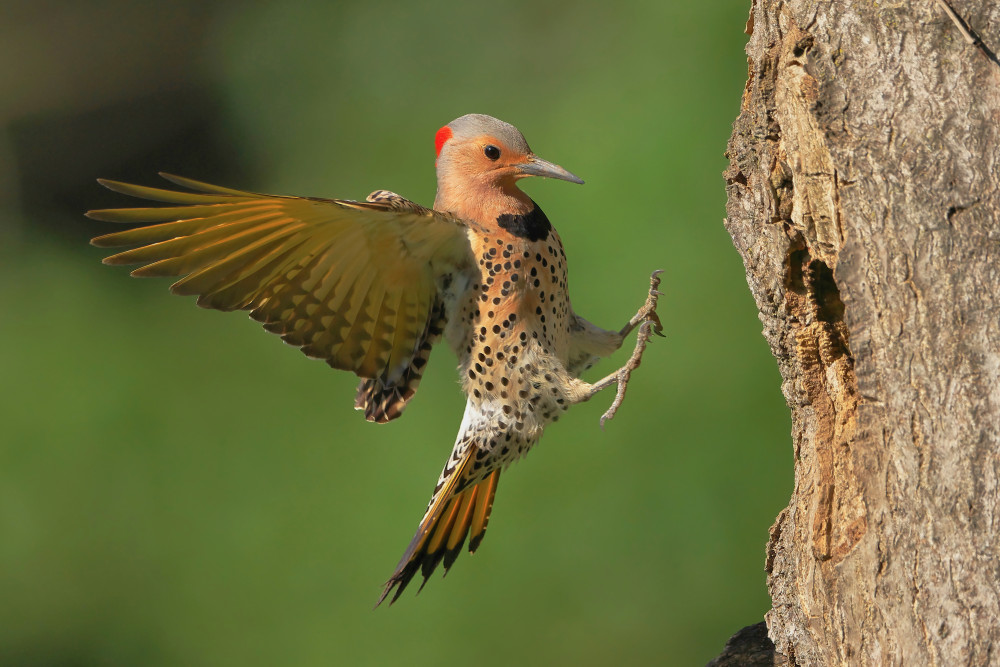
[[1, 1, 789, 664]]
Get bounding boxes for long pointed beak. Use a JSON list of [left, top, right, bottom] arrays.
[[515, 155, 585, 185]]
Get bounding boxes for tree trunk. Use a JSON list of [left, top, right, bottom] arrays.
[[718, 0, 1000, 664]]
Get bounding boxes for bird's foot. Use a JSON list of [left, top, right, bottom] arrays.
[[582, 270, 664, 427], [598, 319, 659, 429], [621, 269, 665, 338]]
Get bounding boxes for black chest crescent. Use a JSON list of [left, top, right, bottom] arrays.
[[496, 202, 552, 242]]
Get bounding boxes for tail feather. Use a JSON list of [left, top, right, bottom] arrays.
[[468, 470, 499, 553], [377, 462, 501, 606], [442, 485, 479, 566]]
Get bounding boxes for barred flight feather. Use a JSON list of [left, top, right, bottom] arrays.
[[89, 174, 475, 384]]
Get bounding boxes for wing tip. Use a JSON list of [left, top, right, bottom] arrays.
[[90, 229, 134, 248], [94, 178, 133, 196]]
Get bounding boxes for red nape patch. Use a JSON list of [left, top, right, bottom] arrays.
[[435, 126, 453, 156]]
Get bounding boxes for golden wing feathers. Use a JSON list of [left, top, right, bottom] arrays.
[[89, 173, 474, 384]]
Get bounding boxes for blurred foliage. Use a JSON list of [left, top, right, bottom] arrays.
[[0, 0, 789, 665]]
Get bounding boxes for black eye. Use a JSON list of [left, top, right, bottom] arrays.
[[484, 145, 501, 161]]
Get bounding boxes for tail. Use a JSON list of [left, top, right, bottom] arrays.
[[376, 449, 501, 607]]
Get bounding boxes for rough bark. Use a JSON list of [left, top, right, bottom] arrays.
[[720, 0, 1000, 664]]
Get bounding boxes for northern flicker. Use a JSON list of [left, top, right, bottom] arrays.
[[88, 114, 663, 605]]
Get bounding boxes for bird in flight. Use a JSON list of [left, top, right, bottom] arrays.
[[89, 114, 663, 605]]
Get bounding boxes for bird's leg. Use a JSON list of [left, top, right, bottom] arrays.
[[619, 269, 665, 339], [587, 320, 659, 428], [570, 270, 664, 427]]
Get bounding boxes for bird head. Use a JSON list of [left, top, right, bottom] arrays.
[[434, 114, 584, 196]]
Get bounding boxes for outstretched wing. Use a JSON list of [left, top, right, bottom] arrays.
[[89, 173, 476, 385]]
